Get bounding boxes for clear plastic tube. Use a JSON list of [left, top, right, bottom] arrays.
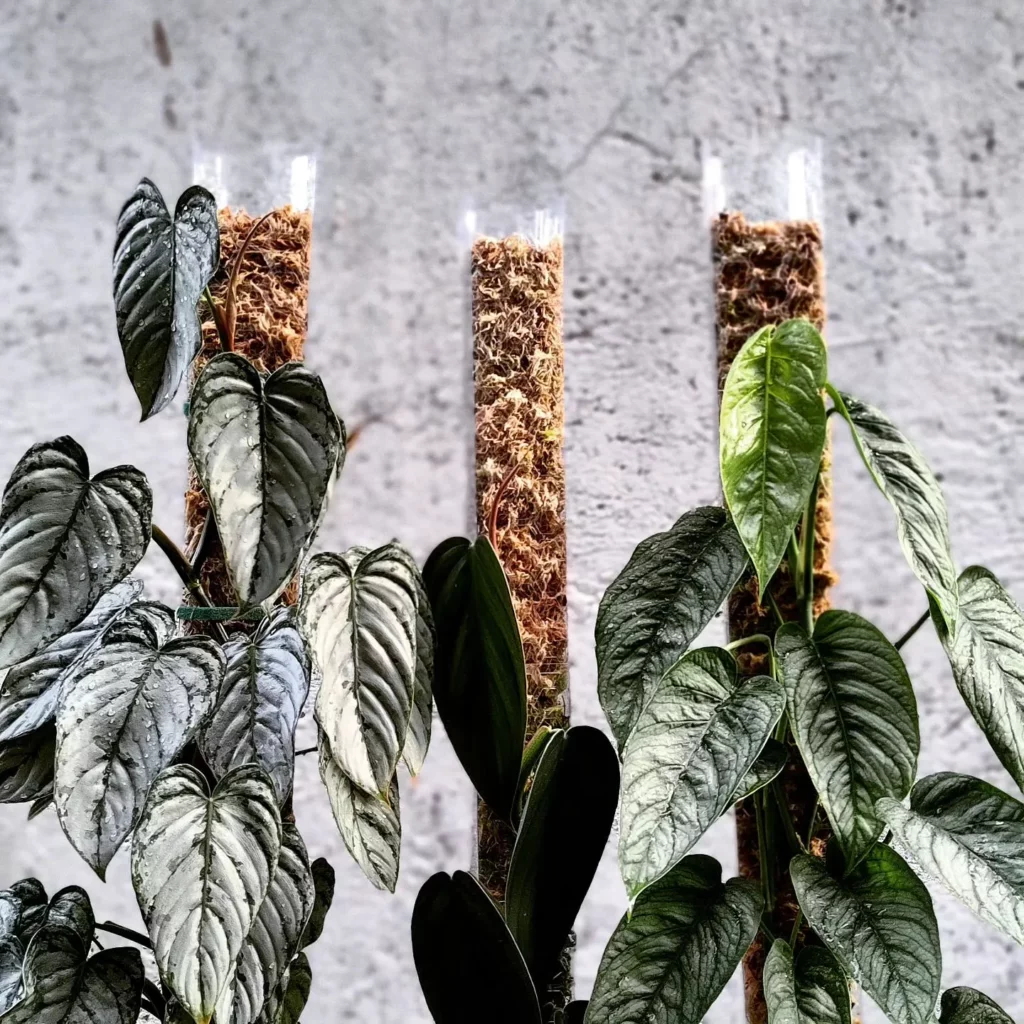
[[192, 144, 316, 214]]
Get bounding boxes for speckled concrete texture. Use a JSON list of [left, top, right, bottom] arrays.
[[1, 1, 1023, 1020]]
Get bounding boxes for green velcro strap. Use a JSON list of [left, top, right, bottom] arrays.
[[175, 605, 266, 622]]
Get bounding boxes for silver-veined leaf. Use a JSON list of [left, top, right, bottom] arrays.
[[763, 939, 851, 1024], [596, 507, 749, 747], [585, 855, 761, 1024], [0, 725, 55, 805], [403, 571, 435, 776], [188, 352, 344, 607], [300, 544, 417, 796], [215, 824, 314, 1024], [939, 987, 1014, 1024], [791, 846, 941, 1024], [198, 609, 309, 803], [776, 611, 918, 870], [0, 438, 152, 670], [829, 387, 957, 631], [112, 179, 219, 419], [938, 566, 1024, 790], [319, 731, 401, 892], [0, 579, 142, 743], [0, 938, 21, 1013], [618, 648, 784, 898], [54, 604, 223, 877], [720, 320, 827, 597], [0, 879, 47, 944], [735, 739, 788, 802], [877, 772, 1024, 945], [131, 765, 282, 1024]]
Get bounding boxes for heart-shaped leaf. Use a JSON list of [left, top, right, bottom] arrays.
[[586, 855, 761, 1024], [112, 179, 219, 419], [735, 738, 788, 802], [403, 573, 435, 776], [938, 566, 1024, 790], [299, 544, 418, 796], [829, 388, 957, 631], [215, 823, 314, 1024], [0, 726, 55, 805], [939, 987, 1014, 1024], [54, 603, 224, 877], [877, 772, 1024, 945], [41, 888, 93, 949], [0, 880, 47, 944], [0, 438, 152, 670], [0, 579, 142, 744], [189, 352, 344, 607], [318, 732, 400, 892], [424, 536, 527, 818], [412, 871, 540, 1024], [618, 648, 784, 898], [199, 609, 310, 803], [595, 507, 749, 747], [0, 938, 21, 1014], [720, 320, 827, 596], [763, 939, 851, 1024], [300, 859, 335, 950], [791, 845, 941, 1024], [506, 726, 620, 990], [132, 764, 282, 1024], [776, 610, 919, 870]]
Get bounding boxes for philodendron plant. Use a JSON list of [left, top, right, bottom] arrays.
[[0, 179, 435, 1024], [410, 318, 1022, 1024]]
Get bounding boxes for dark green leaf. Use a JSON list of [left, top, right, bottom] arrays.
[[735, 738, 788, 801], [829, 388, 957, 631], [112, 179, 219, 419], [300, 544, 418, 796], [424, 537, 527, 819], [131, 765, 282, 1024], [791, 846, 941, 1024], [938, 566, 1024, 790], [0, 725, 55, 805], [720, 320, 827, 596], [412, 871, 540, 1024], [595, 507, 749, 747], [512, 726, 558, 827], [776, 611, 918, 870], [0, 438, 152, 669], [266, 953, 311, 1024], [403, 570, 435, 776], [189, 352, 344, 606], [877, 772, 1024, 945], [939, 987, 1014, 1024], [619, 648, 784, 897], [586, 855, 761, 1024], [300, 859, 335, 950], [199, 608, 310, 803], [565, 1002, 587, 1024], [506, 726, 619, 990], [763, 939, 851, 1024]]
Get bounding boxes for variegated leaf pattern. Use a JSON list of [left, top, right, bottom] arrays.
[[0, 725, 55, 805], [403, 570, 435, 776], [763, 939, 851, 1024], [939, 987, 1014, 1024]]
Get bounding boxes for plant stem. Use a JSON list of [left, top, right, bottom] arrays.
[[205, 287, 231, 353], [295, 746, 318, 757], [771, 779, 805, 855], [142, 979, 166, 1018], [894, 610, 930, 651], [754, 789, 772, 912], [150, 524, 229, 643], [97, 921, 152, 949], [724, 633, 773, 653], [801, 473, 820, 635], [764, 588, 786, 629], [189, 510, 214, 575]]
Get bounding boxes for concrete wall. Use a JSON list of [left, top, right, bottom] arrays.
[[1, 0, 1023, 1019]]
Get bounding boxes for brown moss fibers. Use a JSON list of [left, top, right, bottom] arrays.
[[712, 212, 843, 1024], [470, 234, 569, 915], [184, 206, 312, 622]]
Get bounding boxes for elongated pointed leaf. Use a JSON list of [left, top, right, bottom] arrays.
[[262, 953, 311, 1024], [300, 544, 417, 796], [506, 726, 619, 989], [0, 880, 47, 943], [877, 772, 1024, 945], [424, 536, 527, 818], [735, 738, 787, 802], [0, 579, 142, 744], [319, 732, 400, 892], [776, 611, 918, 869], [0, 438, 152, 670], [300, 859, 335, 950], [55, 606, 224, 877], [595, 507, 749, 746], [763, 939, 851, 1024], [403, 573, 435, 776], [0, 725, 55, 804], [829, 388, 957, 631], [113, 179, 219, 419], [412, 871, 540, 1024], [199, 609, 309, 802], [215, 824, 314, 1024], [132, 765, 282, 1024], [189, 353, 344, 606], [586, 855, 761, 1024], [791, 846, 941, 1024], [42, 888, 93, 949], [720, 320, 827, 596], [65, 947, 143, 1024], [0, 938, 21, 1014], [619, 648, 784, 897], [939, 987, 1014, 1024], [938, 566, 1024, 790], [513, 726, 558, 827]]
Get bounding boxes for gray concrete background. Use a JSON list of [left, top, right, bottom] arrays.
[[1, 0, 1023, 1020]]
